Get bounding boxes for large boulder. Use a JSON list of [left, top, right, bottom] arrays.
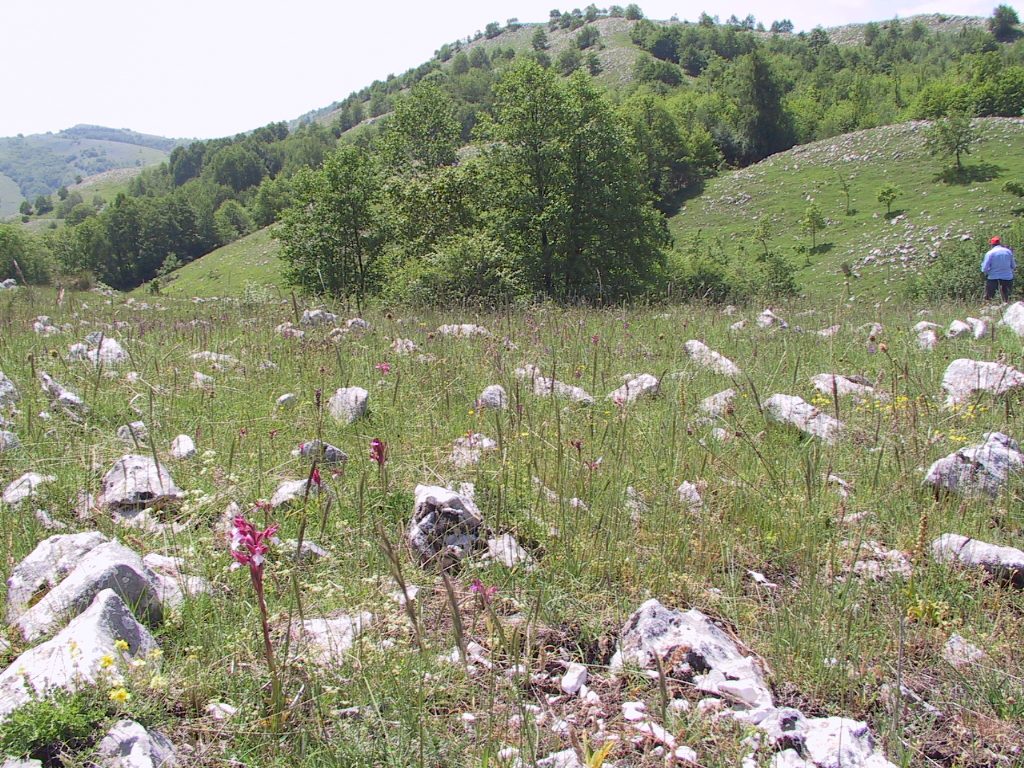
[[1001, 301, 1024, 336], [12, 539, 161, 642], [608, 374, 660, 405], [98, 455, 184, 512], [810, 374, 884, 401], [5, 532, 109, 619], [515, 365, 594, 405], [684, 340, 741, 377], [327, 387, 369, 424], [932, 533, 1024, 586], [923, 432, 1024, 497], [407, 485, 485, 565], [0, 589, 159, 721], [763, 394, 843, 444], [940, 358, 1024, 407]]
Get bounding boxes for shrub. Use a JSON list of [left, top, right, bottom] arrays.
[[0, 688, 107, 762], [910, 240, 984, 300]]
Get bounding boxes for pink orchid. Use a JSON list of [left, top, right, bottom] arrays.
[[469, 578, 499, 604], [375, 361, 392, 375], [230, 516, 279, 569], [370, 438, 388, 466]]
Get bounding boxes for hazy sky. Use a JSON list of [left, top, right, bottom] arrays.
[[1, 0, 1009, 139]]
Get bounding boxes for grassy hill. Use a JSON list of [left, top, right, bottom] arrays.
[[147, 226, 285, 299], [0, 126, 178, 218], [669, 117, 1024, 302], [154, 118, 1024, 302]]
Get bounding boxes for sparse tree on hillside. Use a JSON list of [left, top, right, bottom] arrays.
[[576, 25, 600, 49], [378, 80, 460, 172], [989, 4, 1021, 42], [877, 184, 900, 216], [485, 21, 501, 39], [924, 111, 978, 169], [770, 19, 793, 34], [625, 4, 644, 20], [800, 202, 825, 251], [34, 195, 53, 215], [753, 219, 772, 258], [19, 201, 32, 216], [532, 27, 549, 50]]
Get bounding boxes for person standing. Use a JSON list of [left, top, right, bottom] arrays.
[[981, 236, 1015, 301]]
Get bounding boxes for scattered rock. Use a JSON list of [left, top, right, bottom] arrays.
[[451, 433, 498, 467], [205, 702, 237, 721], [191, 371, 214, 390], [608, 374, 660, 404], [940, 358, 1024, 406], [327, 387, 369, 423], [276, 392, 297, 409], [81, 335, 128, 366], [142, 553, 210, 609], [347, 317, 370, 331], [438, 324, 490, 338], [270, 478, 318, 509], [475, 385, 508, 410], [946, 319, 972, 338], [294, 440, 348, 465], [943, 634, 987, 668], [407, 485, 485, 566], [392, 338, 419, 355], [1000, 301, 1024, 336], [700, 389, 737, 418], [486, 533, 533, 568], [5, 531, 109, 620], [98, 455, 183, 513], [560, 662, 588, 695], [282, 539, 330, 562], [684, 340, 741, 377], [293, 612, 373, 666], [515, 365, 594, 405], [0, 370, 19, 408], [116, 421, 148, 445], [810, 374, 883, 401], [2, 472, 56, 506], [33, 316, 60, 335], [169, 435, 196, 459], [96, 718, 176, 768], [841, 540, 913, 582], [300, 309, 339, 326], [932, 533, 1024, 586], [763, 394, 843, 444], [677, 481, 705, 513], [917, 328, 938, 350], [12, 539, 161, 642], [0, 589, 159, 721], [190, 351, 238, 366], [923, 431, 1023, 497], [757, 309, 788, 329], [38, 372, 87, 420]]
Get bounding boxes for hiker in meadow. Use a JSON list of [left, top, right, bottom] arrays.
[[981, 236, 1015, 302]]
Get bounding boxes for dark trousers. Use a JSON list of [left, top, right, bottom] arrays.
[[985, 278, 1013, 301]]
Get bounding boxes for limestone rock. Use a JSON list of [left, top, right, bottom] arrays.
[[293, 612, 372, 666], [943, 634, 987, 667], [0, 589, 159, 721], [270, 479, 318, 509], [327, 387, 369, 424], [485, 533, 532, 568], [13, 539, 161, 642], [294, 440, 348, 465], [917, 329, 938, 350], [763, 394, 843, 444], [6, 531, 109, 620], [392, 338, 418, 355], [0, 371, 20, 408], [810, 374, 883, 401], [923, 432, 1023, 497], [515, 365, 594, 405], [684, 340, 741, 377], [677, 481, 705, 513], [276, 393, 297, 409], [38, 372, 87, 420], [451, 433, 497, 467], [700, 389, 736, 418], [81, 335, 128, 366], [475, 385, 508, 410], [932, 533, 1024, 586], [116, 421, 148, 445], [757, 309, 788, 329], [142, 553, 210, 609], [941, 358, 1024, 406], [1000, 301, 1024, 336], [98, 455, 184, 512], [608, 374, 660, 404], [191, 371, 214, 390], [946, 319, 972, 338], [0, 431, 20, 453], [300, 309, 339, 327], [965, 317, 988, 339], [169, 435, 196, 459], [407, 485, 485, 565], [2, 472, 56, 506], [96, 718, 176, 768], [438, 323, 490, 338], [190, 351, 238, 366]]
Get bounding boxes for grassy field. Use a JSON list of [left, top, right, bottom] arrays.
[[0, 285, 1022, 767]]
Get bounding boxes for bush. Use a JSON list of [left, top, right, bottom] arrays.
[[910, 240, 984, 300], [0, 224, 53, 284], [0, 688, 107, 762]]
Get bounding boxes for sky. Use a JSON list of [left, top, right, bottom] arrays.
[[0, 0, 1010, 140]]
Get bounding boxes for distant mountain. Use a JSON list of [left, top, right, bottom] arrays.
[[0, 126, 184, 217]]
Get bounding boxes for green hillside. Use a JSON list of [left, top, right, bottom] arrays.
[[148, 226, 284, 298], [669, 117, 1024, 301]]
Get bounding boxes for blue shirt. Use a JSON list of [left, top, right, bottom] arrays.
[[982, 245, 1015, 280]]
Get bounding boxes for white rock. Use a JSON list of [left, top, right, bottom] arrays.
[[276, 392, 297, 409], [684, 340, 741, 377], [802, 716, 895, 768], [116, 421, 148, 445], [486, 534, 532, 568], [810, 374, 883, 401], [2, 472, 56, 506], [946, 319, 972, 338], [943, 634, 987, 667], [294, 612, 373, 666], [700, 389, 737, 418], [817, 325, 840, 338], [757, 309, 788, 329], [1000, 301, 1024, 335], [191, 371, 214, 389], [169, 435, 196, 459], [450, 433, 497, 467], [438, 323, 490, 337], [476, 385, 508, 410], [83, 336, 129, 366], [2, 758, 42, 768], [0, 370, 21, 408], [536, 750, 584, 768], [0, 589, 159, 721], [142, 553, 210, 609], [190, 351, 238, 366], [407, 485, 485, 565], [677, 481, 704, 512], [205, 701, 237, 721], [301, 309, 339, 327], [763, 394, 843, 444], [38, 372, 87, 420], [965, 317, 988, 339], [327, 387, 369, 423], [623, 700, 647, 721], [13, 539, 161, 643], [917, 329, 938, 350], [730, 320, 747, 331], [392, 338, 419, 355], [270, 478, 318, 509], [96, 719, 176, 768], [923, 431, 1024, 497], [560, 662, 588, 695], [6, 531, 109, 620], [941, 358, 1024, 406], [515, 365, 594, 405], [608, 374, 660, 404], [932, 533, 1024, 585], [98, 455, 183, 512]]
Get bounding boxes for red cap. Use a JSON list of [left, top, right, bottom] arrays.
[[991, 236, 1001, 245]]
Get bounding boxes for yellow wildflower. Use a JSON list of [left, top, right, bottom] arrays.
[[99, 654, 115, 669], [114, 639, 129, 652], [108, 687, 131, 705]]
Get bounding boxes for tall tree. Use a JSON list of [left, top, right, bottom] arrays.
[[377, 80, 461, 172], [727, 49, 794, 163], [989, 5, 1021, 42]]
